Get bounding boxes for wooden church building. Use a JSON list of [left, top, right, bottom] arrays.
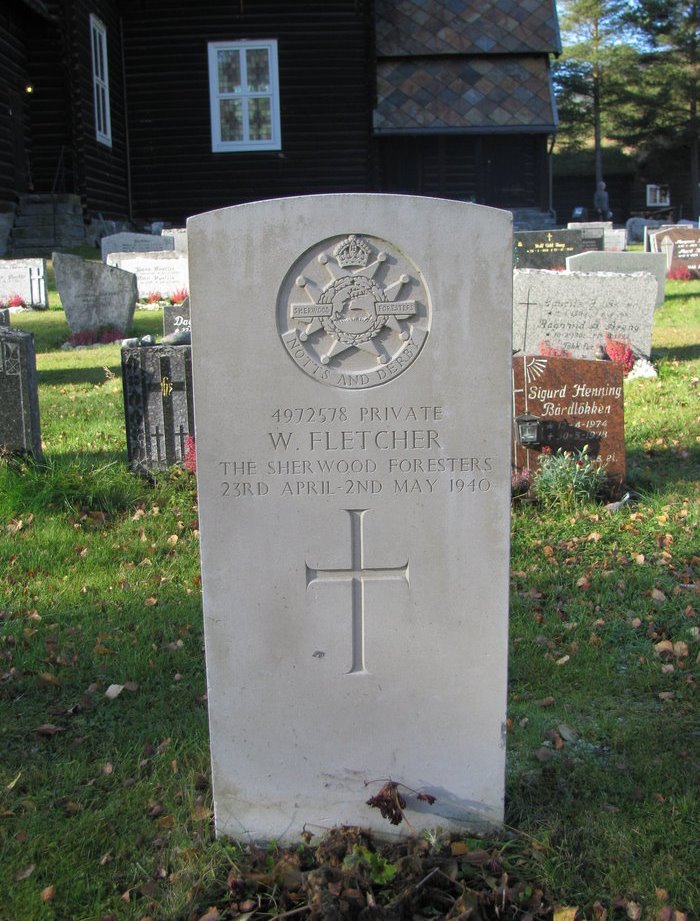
[[0, 0, 560, 240]]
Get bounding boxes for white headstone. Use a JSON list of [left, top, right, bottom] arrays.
[[106, 251, 189, 299], [513, 269, 657, 358], [566, 251, 667, 306], [100, 232, 174, 261], [0, 258, 47, 308], [188, 194, 512, 842], [603, 228, 627, 252]]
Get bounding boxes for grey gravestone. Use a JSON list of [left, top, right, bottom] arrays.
[[513, 269, 657, 359], [161, 228, 188, 254], [514, 229, 602, 269], [106, 251, 189, 299], [188, 194, 512, 842], [0, 328, 42, 459], [54, 253, 137, 336], [566, 251, 667, 307], [163, 296, 190, 337], [101, 232, 174, 261], [0, 308, 9, 326], [121, 344, 194, 473], [0, 258, 48, 308]]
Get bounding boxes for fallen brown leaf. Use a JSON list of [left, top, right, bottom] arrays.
[[41, 885, 56, 902], [36, 724, 64, 736], [15, 864, 35, 881]]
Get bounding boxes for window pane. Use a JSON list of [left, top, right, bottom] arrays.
[[218, 49, 241, 94], [249, 97, 272, 141], [246, 48, 270, 92], [220, 98, 243, 141]]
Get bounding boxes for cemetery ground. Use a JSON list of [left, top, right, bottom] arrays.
[[0, 279, 698, 921]]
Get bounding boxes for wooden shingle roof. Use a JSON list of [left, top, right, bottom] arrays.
[[375, 56, 557, 133], [376, 0, 561, 57]]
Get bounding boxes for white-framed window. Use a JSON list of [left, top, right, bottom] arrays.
[[646, 184, 670, 208], [90, 14, 112, 147], [208, 40, 281, 152]]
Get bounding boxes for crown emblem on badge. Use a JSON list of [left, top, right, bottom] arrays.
[[333, 234, 371, 269]]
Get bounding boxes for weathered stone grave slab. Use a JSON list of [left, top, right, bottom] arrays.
[[514, 229, 602, 269], [0, 258, 47, 308], [121, 344, 194, 473], [106, 251, 189, 299], [188, 194, 512, 841], [0, 328, 42, 459], [54, 253, 137, 336], [512, 355, 625, 490], [513, 269, 657, 359], [0, 308, 9, 326], [163, 296, 190, 337], [101, 231, 174, 261], [566, 251, 667, 307], [649, 227, 700, 278]]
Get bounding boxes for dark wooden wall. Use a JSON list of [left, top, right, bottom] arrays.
[[0, 1, 33, 212], [378, 134, 548, 209], [60, 0, 130, 218], [25, 2, 72, 195], [121, 0, 375, 224]]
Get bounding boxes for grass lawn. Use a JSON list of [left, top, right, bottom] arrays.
[[0, 281, 698, 921]]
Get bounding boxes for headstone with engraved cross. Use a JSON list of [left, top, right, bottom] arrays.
[[0, 327, 43, 459], [188, 194, 512, 842], [121, 344, 194, 473]]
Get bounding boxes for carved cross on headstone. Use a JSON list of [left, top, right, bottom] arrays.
[[305, 508, 409, 675]]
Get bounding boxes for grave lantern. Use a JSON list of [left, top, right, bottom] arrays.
[[515, 413, 541, 447]]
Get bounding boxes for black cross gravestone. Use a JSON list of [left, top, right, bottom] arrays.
[[0, 328, 42, 459], [0, 309, 9, 327], [513, 229, 603, 270], [121, 344, 194, 473]]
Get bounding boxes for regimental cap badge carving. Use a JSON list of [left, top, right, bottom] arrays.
[[277, 233, 431, 389]]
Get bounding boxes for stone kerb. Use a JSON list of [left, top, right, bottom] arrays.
[[53, 253, 137, 336], [513, 268, 657, 359], [188, 194, 512, 842], [565, 251, 667, 307]]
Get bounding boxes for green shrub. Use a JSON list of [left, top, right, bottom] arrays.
[[531, 445, 608, 508]]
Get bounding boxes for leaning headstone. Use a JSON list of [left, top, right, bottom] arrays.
[[0, 308, 9, 326], [513, 269, 657, 359], [53, 253, 137, 336], [0, 328, 42, 459], [514, 229, 602, 269], [162, 296, 190, 337], [100, 231, 174, 261], [566, 251, 667, 307], [0, 258, 48, 308], [106, 251, 189, 300], [121, 344, 194, 473], [512, 355, 625, 491], [188, 194, 512, 841]]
